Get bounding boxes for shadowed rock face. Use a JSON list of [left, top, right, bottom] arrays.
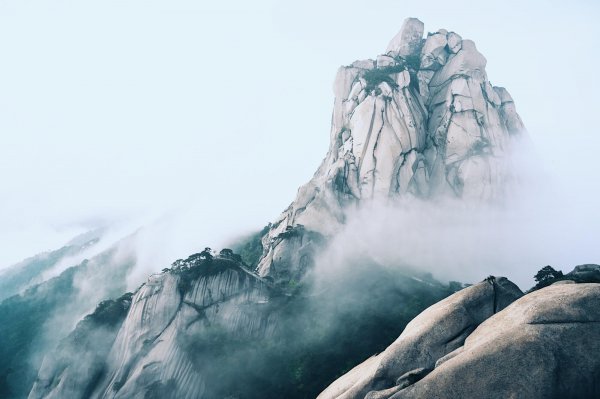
[[320, 280, 600, 399], [257, 17, 525, 280], [0, 240, 135, 399], [28, 293, 134, 399]]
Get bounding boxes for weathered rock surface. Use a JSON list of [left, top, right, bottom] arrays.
[[28, 293, 134, 399], [386, 18, 425, 57], [318, 277, 523, 399], [420, 32, 447, 70], [28, 256, 276, 399], [319, 280, 600, 399], [257, 17, 525, 280]]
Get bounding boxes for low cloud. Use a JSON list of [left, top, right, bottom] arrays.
[[315, 136, 600, 291]]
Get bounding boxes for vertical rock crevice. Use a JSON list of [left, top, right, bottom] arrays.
[[257, 17, 525, 279]]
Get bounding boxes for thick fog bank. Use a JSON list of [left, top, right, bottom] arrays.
[[316, 137, 599, 290]]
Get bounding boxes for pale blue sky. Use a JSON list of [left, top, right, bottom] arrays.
[[1, 0, 599, 268]]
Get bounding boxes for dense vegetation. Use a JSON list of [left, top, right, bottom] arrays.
[[230, 225, 270, 269], [363, 54, 421, 93], [0, 250, 132, 399], [84, 292, 134, 328], [0, 239, 98, 302], [531, 265, 565, 290], [0, 267, 79, 398], [530, 264, 600, 291]]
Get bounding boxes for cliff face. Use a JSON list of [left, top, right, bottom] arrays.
[[319, 269, 600, 399], [257, 18, 525, 280], [28, 252, 459, 399], [29, 257, 276, 399]]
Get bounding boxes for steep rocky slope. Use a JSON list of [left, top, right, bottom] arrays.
[[0, 239, 135, 399], [319, 267, 600, 399], [29, 255, 274, 399], [28, 252, 456, 399], [257, 17, 525, 280]]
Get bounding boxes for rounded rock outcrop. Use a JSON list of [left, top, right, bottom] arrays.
[[320, 281, 600, 399], [318, 277, 523, 399]]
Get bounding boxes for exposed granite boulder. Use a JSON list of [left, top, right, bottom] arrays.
[[320, 281, 600, 399], [429, 39, 486, 86], [376, 55, 397, 68], [393, 283, 600, 399], [566, 264, 600, 283], [386, 18, 425, 56], [363, 368, 433, 399], [257, 18, 526, 279], [318, 277, 523, 399], [420, 32, 448, 70], [446, 32, 462, 54]]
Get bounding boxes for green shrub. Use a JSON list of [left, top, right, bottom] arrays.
[[363, 64, 407, 93], [230, 225, 270, 268], [530, 265, 564, 291], [362, 55, 421, 93]]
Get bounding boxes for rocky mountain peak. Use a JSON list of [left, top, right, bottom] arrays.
[[256, 18, 525, 280], [385, 17, 424, 56]]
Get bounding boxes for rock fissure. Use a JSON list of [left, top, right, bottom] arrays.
[[370, 106, 386, 197], [359, 100, 379, 173], [527, 320, 600, 325]]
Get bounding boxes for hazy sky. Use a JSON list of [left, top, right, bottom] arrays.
[[1, 0, 599, 268]]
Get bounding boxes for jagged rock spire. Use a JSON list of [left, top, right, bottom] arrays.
[[257, 18, 525, 279], [386, 17, 425, 56]]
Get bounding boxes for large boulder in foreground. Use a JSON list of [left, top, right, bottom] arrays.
[[318, 277, 523, 399], [320, 281, 600, 399]]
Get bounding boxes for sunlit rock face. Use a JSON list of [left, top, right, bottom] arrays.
[[257, 18, 525, 279], [320, 279, 600, 399], [318, 277, 524, 399], [28, 258, 276, 399]]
